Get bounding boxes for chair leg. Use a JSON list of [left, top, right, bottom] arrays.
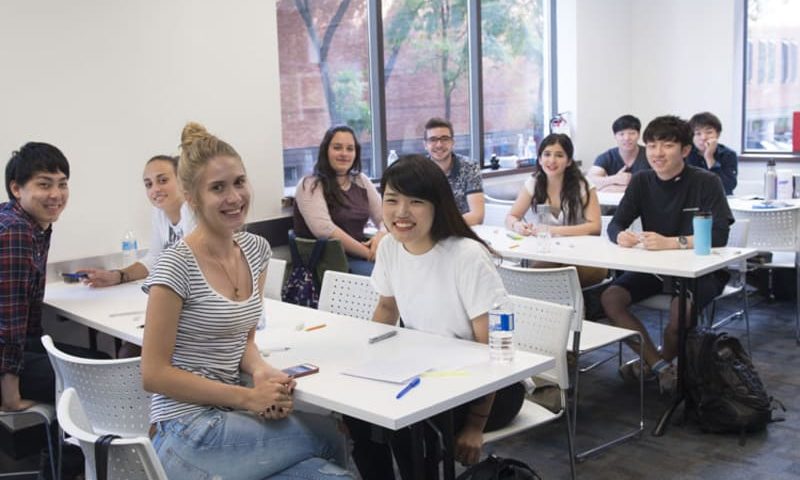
[[562, 391, 577, 480], [43, 418, 58, 480]]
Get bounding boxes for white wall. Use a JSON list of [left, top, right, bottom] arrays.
[[560, 0, 744, 166], [0, 0, 284, 262]]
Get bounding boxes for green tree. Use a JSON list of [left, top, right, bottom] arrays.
[[332, 69, 371, 136], [294, 0, 354, 125], [384, 0, 543, 120]]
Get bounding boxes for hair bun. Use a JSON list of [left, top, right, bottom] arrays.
[[181, 122, 209, 148]]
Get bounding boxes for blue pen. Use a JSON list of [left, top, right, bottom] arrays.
[[396, 377, 421, 399]]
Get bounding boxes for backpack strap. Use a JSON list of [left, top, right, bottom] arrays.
[[307, 238, 328, 271], [95, 433, 121, 480], [499, 457, 543, 479], [287, 230, 305, 267]]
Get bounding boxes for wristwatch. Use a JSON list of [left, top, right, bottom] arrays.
[[677, 236, 689, 249]]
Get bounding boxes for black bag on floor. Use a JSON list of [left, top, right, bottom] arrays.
[[685, 328, 784, 443], [456, 454, 542, 480]]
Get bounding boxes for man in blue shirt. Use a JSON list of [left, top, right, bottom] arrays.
[[685, 111, 738, 195], [588, 114, 650, 192]]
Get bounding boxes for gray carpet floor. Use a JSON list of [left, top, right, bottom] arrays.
[[487, 295, 800, 480]]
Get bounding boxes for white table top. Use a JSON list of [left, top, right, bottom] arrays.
[[596, 190, 624, 207], [727, 197, 800, 212], [474, 225, 758, 278], [43, 283, 553, 430], [44, 281, 147, 345]]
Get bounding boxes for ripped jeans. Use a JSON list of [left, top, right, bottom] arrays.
[[151, 408, 353, 479]]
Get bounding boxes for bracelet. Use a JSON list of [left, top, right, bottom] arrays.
[[112, 269, 127, 284]]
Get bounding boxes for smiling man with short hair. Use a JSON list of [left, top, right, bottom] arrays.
[[0, 142, 70, 412], [423, 117, 485, 226]]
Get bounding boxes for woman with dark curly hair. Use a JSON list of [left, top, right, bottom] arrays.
[[505, 133, 605, 285], [293, 125, 384, 275]]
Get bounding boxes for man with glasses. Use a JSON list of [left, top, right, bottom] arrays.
[[423, 117, 485, 225]]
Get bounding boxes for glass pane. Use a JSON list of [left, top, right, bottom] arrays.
[[382, 0, 471, 163], [744, 0, 800, 152], [276, 0, 371, 189], [481, 0, 546, 165]]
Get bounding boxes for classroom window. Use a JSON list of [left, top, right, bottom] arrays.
[[743, 0, 800, 153], [277, 0, 551, 189]]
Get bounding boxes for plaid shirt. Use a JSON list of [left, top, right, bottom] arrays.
[[0, 201, 52, 375]]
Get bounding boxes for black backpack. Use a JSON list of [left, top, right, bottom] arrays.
[[685, 328, 783, 443], [281, 231, 328, 308], [456, 455, 542, 480]]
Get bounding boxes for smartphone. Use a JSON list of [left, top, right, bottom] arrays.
[[62, 272, 89, 283], [282, 363, 319, 379]]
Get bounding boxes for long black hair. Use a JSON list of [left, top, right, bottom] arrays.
[[306, 125, 362, 210], [532, 134, 590, 225], [380, 155, 489, 249]]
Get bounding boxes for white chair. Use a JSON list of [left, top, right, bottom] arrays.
[[483, 203, 511, 227], [42, 335, 150, 437], [57, 388, 167, 480], [729, 203, 800, 345], [264, 257, 287, 300], [318, 270, 379, 320], [496, 264, 644, 460], [482, 295, 576, 480], [0, 404, 58, 480]]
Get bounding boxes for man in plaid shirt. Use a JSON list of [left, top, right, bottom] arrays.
[[0, 142, 71, 412]]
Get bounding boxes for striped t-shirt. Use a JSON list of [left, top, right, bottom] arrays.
[[142, 231, 271, 424]]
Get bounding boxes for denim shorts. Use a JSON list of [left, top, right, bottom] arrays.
[[151, 408, 352, 479]]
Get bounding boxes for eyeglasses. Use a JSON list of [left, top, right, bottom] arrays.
[[425, 136, 453, 145]]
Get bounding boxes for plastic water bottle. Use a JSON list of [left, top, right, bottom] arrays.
[[387, 149, 399, 165], [517, 134, 526, 158], [535, 204, 551, 253], [525, 136, 537, 160], [489, 304, 515, 363], [764, 159, 778, 201], [121, 230, 138, 267]]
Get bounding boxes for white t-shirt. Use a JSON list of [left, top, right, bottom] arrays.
[[371, 235, 507, 340], [140, 202, 198, 272]]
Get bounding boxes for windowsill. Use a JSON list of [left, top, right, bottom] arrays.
[[481, 165, 535, 178]]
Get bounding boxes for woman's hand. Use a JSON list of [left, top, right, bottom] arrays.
[[363, 230, 386, 261], [512, 220, 536, 237], [81, 268, 121, 288], [455, 424, 484, 466], [246, 377, 294, 420]]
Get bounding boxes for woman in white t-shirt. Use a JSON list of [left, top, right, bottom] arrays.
[[505, 133, 606, 286], [81, 154, 197, 287], [344, 155, 522, 480]]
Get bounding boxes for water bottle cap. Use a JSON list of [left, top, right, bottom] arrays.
[[767, 158, 776, 166]]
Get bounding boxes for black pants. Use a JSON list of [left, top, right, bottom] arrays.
[[17, 336, 108, 403], [345, 382, 525, 480]]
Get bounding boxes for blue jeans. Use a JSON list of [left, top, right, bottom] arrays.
[[346, 256, 374, 276], [151, 408, 352, 479]]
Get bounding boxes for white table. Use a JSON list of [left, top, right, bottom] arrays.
[[597, 190, 624, 207], [474, 224, 758, 435], [43, 283, 553, 479], [474, 225, 756, 278], [44, 281, 147, 346]]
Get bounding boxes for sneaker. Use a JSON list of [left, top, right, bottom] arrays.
[[657, 364, 678, 396], [529, 385, 562, 413], [617, 358, 654, 383]]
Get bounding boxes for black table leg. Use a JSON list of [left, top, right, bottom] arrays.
[[438, 411, 455, 480], [409, 422, 426, 479], [653, 277, 696, 436]]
